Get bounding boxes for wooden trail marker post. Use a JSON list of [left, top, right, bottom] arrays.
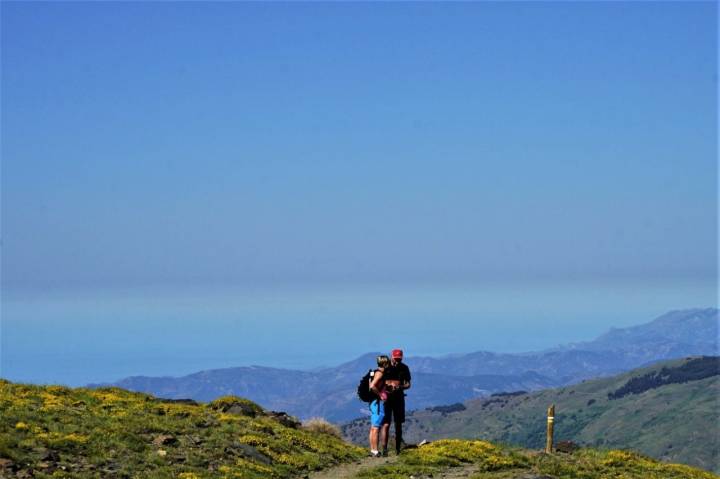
[[545, 404, 555, 453]]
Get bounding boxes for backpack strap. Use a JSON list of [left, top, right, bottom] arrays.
[[369, 369, 380, 399]]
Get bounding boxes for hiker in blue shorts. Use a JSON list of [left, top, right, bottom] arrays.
[[368, 355, 390, 457]]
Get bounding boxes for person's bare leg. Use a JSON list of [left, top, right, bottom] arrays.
[[370, 427, 379, 452], [381, 423, 390, 452]]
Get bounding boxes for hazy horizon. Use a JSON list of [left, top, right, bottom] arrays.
[[2, 277, 716, 386]]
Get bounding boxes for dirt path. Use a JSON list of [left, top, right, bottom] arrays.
[[308, 457, 486, 479], [307, 455, 400, 479], [309, 461, 538, 479]]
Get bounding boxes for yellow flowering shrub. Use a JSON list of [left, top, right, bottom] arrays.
[[218, 412, 242, 422], [237, 434, 266, 447], [15, 421, 29, 430], [359, 442, 717, 479], [407, 439, 517, 469], [534, 448, 720, 479]]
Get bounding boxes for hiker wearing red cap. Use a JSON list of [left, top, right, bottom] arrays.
[[381, 348, 411, 456]]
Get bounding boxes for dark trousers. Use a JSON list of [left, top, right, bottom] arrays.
[[382, 393, 405, 452]]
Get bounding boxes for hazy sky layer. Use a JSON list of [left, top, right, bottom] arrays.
[[2, 2, 717, 289], [3, 279, 717, 385]]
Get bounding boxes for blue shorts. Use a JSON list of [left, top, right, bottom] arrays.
[[369, 399, 385, 427]]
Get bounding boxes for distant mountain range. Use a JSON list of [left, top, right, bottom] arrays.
[[341, 356, 720, 473], [408, 308, 718, 382], [97, 307, 718, 422]]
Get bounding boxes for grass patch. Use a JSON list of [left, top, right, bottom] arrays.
[[357, 440, 718, 479], [357, 440, 526, 479]]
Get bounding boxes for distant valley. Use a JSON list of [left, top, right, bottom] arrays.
[[98, 307, 718, 422]]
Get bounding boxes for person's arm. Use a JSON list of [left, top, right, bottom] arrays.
[[370, 370, 384, 395], [402, 368, 412, 390]]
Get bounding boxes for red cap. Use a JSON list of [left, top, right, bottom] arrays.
[[391, 349, 403, 359]]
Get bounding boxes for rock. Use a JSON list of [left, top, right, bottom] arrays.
[[555, 441, 579, 453], [209, 398, 263, 417], [155, 398, 199, 406], [40, 450, 60, 462], [153, 434, 178, 446], [102, 462, 119, 471], [224, 403, 259, 417], [266, 411, 301, 429], [0, 458, 13, 469], [157, 450, 168, 457], [418, 439, 431, 447], [195, 419, 214, 428], [226, 443, 272, 465]]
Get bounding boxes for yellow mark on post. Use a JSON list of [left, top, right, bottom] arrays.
[[546, 404, 555, 454]]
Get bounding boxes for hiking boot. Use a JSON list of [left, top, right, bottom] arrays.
[[396, 439, 407, 455], [369, 450, 381, 458], [381, 448, 388, 457]]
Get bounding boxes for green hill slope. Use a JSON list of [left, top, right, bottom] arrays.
[[0, 380, 363, 478], [344, 356, 719, 473], [1, 378, 717, 479]]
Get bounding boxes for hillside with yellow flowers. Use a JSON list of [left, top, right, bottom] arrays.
[[0, 380, 362, 478], [1, 380, 717, 479]]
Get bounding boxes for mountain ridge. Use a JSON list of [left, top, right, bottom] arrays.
[[96, 307, 718, 422]]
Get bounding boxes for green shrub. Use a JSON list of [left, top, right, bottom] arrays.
[[302, 417, 342, 438]]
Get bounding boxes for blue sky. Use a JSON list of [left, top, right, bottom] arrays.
[[1, 2, 718, 384], [2, 2, 717, 289]]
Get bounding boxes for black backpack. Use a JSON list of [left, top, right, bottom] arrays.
[[357, 369, 377, 403]]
